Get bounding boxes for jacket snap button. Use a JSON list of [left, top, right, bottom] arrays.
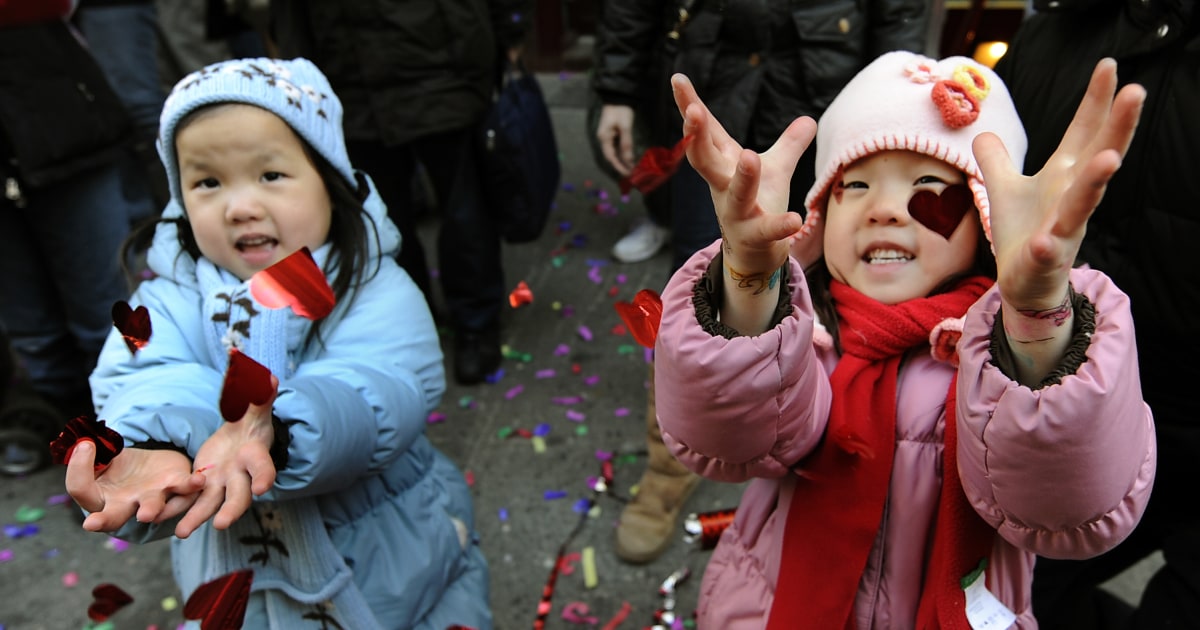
[[1156, 23, 1169, 37], [838, 17, 851, 34]]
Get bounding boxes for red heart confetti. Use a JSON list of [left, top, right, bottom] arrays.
[[87, 582, 134, 621], [49, 416, 124, 472], [219, 349, 274, 423], [509, 280, 534, 308], [248, 247, 335, 320], [613, 289, 663, 349], [183, 569, 253, 630], [908, 184, 973, 240], [619, 135, 694, 195], [111, 301, 152, 355]]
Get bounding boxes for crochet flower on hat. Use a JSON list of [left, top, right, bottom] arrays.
[[904, 56, 992, 129]]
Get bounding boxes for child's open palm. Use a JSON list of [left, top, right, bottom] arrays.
[[174, 377, 280, 539], [671, 74, 817, 274], [974, 58, 1145, 311], [66, 441, 205, 533]]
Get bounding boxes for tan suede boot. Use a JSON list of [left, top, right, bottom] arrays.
[[615, 361, 701, 564]]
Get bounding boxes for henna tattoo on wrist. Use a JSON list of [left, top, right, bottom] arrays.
[[1015, 291, 1072, 326], [725, 260, 781, 295]]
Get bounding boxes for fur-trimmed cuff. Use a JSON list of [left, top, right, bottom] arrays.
[[693, 252, 794, 339], [990, 286, 1096, 389]]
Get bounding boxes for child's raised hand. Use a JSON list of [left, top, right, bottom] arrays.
[[174, 377, 280, 539], [974, 58, 1144, 311], [66, 441, 205, 533], [671, 74, 816, 274]]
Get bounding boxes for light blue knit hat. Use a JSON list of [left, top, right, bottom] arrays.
[[157, 57, 356, 210]]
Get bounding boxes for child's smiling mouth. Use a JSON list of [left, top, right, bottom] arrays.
[[864, 248, 914, 264]]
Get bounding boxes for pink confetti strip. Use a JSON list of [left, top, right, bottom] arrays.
[[505, 385, 525, 400], [566, 410, 586, 423], [535, 369, 557, 379], [552, 395, 585, 405], [583, 375, 601, 386], [426, 411, 447, 424], [577, 326, 593, 341], [554, 344, 571, 356], [614, 408, 630, 417]]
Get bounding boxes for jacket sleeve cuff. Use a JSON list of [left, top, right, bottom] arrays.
[[989, 285, 1096, 389], [693, 252, 794, 339]]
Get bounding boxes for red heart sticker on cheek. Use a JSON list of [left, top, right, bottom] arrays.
[[88, 583, 134, 621], [183, 569, 253, 630], [219, 349, 275, 423], [112, 301, 152, 355], [907, 184, 973, 240], [249, 247, 335, 320], [613, 289, 663, 349]]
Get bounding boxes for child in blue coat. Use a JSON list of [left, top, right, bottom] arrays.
[[64, 57, 490, 630]]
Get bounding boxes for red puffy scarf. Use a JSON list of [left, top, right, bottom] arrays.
[[765, 276, 993, 630]]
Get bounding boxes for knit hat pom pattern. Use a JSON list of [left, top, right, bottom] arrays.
[[157, 58, 355, 210], [800, 51, 1026, 245]]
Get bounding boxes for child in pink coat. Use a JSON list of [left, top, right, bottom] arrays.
[[653, 51, 1156, 628]]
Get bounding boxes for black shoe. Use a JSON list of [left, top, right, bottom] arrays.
[[453, 327, 502, 385]]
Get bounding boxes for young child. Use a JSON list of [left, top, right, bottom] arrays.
[[63, 58, 491, 629], [654, 51, 1156, 628]]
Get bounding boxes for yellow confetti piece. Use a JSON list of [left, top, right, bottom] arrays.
[[162, 596, 179, 611], [531, 436, 546, 453], [582, 546, 598, 589]]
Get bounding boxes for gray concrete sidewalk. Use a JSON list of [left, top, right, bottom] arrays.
[[0, 70, 1158, 630]]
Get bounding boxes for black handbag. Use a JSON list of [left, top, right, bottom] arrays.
[[480, 59, 561, 244]]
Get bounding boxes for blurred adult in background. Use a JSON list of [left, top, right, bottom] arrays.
[[995, 1, 1200, 628], [270, 0, 532, 386], [0, 2, 154, 437], [591, 0, 930, 564]]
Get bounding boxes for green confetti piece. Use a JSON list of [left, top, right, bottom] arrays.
[[497, 427, 514, 439], [617, 453, 640, 465], [574, 425, 588, 436], [552, 256, 566, 268], [15, 505, 45, 523], [458, 396, 474, 408], [616, 344, 636, 355]]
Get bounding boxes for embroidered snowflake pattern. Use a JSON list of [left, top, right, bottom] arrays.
[[165, 60, 330, 121]]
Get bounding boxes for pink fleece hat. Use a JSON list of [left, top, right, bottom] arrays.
[[800, 51, 1026, 244]]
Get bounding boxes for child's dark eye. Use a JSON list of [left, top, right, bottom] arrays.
[[915, 175, 946, 185], [196, 177, 219, 189], [263, 172, 284, 182], [841, 180, 868, 190]]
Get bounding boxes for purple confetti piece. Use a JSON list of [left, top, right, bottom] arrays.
[[46, 494, 71, 506], [621, 193, 631, 203], [614, 407, 630, 417], [504, 385, 525, 400], [572, 498, 592, 513], [558, 220, 572, 232], [552, 395, 584, 405], [561, 305, 576, 318], [587, 267, 603, 284], [598, 189, 609, 200], [644, 347, 655, 363], [566, 410, 586, 423], [553, 344, 570, 356], [562, 182, 576, 192], [106, 537, 129, 552], [533, 423, 552, 437], [485, 368, 506, 384], [595, 450, 613, 461], [583, 375, 601, 386], [0, 549, 12, 562], [616, 273, 628, 284], [499, 508, 509, 521], [577, 325, 593, 341], [4, 525, 22, 538], [570, 234, 588, 248], [535, 369, 556, 379], [543, 490, 568, 500], [426, 411, 447, 424]]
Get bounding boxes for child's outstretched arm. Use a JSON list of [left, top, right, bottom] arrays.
[[670, 74, 816, 335], [66, 441, 206, 533], [174, 379, 280, 539], [973, 58, 1145, 386]]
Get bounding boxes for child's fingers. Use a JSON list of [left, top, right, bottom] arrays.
[[1053, 149, 1123, 239], [175, 484, 225, 538], [156, 493, 198, 524], [728, 149, 762, 220], [764, 115, 817, 172], [213, 477, 253, 530], [1056, 59, 1119, 158], [247, 457, 277, 496], [65, 441, 104, 513], [971, 132, 1018, 190], [1091, 83, 1145, 162]]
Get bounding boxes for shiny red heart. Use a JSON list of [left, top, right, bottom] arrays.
[[87, 582, 134, 621], [620, 135, 694, 195], [249, 247, 335, 320], [509, 280, 533, 308], [49, 416, 124, 472], [183, 569, 253, 630], [613, 289, 663, 349], [907, 184, 973, 240], [111, 300, 152, 355], [219, 349, 274, 423]]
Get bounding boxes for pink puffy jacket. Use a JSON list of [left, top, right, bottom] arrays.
[[654, 241, 1156, 629]]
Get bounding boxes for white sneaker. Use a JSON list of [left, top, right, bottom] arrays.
[[612, 220, 670, 263]]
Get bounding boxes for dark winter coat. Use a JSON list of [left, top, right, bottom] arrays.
[[993, 0, 1198, 433], [270, 0, 530, 146], [592, 0, 928, 149]]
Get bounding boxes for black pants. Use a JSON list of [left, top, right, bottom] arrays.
[[348, 128, 504, 333]]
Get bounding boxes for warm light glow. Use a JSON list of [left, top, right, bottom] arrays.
[[972, 41, 1009, 69]]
